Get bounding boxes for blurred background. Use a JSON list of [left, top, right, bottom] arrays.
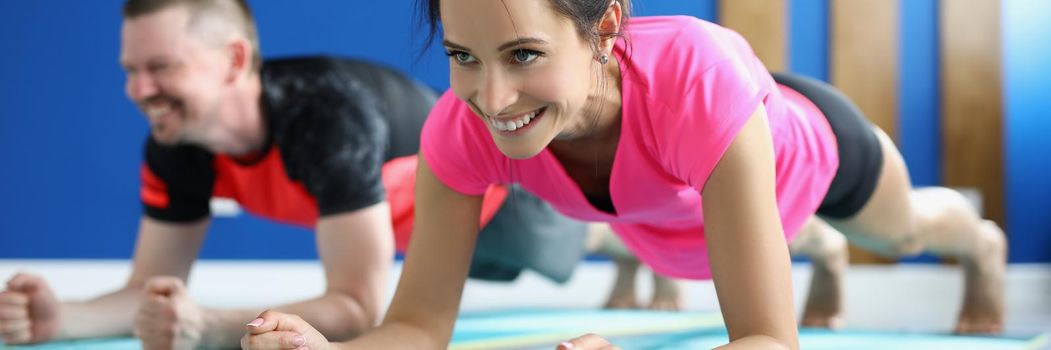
[[0, 0, 1048, 266]]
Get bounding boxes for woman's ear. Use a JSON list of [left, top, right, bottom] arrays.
[[596, 0, 623, 55]]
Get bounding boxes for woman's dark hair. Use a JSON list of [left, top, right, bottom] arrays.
[[416, 0, 632, 54]]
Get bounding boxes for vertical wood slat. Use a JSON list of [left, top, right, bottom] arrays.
[[940, 0, 1005, 227], [831, 0, 900, 264], [719, 0, 787, 71], [831, 0, 899, 138]]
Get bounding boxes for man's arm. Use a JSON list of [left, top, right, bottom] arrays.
[[200, 202, 394, 347], [64, 217, 208, 340], [0, 217, 207, 344]]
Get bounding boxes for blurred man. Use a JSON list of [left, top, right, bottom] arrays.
[[0, 0, 442, 348]]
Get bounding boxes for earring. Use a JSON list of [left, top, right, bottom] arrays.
[[598, 54, 609, 64]]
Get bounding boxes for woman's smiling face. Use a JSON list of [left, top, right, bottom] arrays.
[[440, 0, 614, 159]]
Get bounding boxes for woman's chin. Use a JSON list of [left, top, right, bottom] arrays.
[[495, 142, 545, 160]]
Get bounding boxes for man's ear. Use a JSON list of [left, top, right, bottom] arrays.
[[226, 38, 253, 83]]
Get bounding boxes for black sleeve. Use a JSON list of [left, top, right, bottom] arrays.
[[277, 96, 389, 217], [141, 137, 215, 222], [367, 66, 438, 161]]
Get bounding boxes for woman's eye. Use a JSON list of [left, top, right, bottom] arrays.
[[447, 51, 477, 65], [511, 49, 540, 64]]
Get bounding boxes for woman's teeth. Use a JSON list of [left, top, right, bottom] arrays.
[[490, 108, 541, 132]]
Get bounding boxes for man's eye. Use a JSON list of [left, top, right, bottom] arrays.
[[148, 63, 169, 73]]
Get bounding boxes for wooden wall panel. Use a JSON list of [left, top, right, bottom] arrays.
[[831, 0, 899, 138], [831, 0, 900, 264], [940, 0, 1005, 226], [719, 0, 787, 71]]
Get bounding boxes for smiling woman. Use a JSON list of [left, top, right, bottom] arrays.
[[237, 0, 1008, 349]]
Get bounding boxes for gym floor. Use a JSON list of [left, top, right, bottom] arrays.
[[1, 260, 1048, 349]]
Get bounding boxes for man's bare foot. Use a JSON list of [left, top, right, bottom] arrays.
[[604, 258, 640, 309], [647, 275, 682, 311], [955, 220, 1006, 334]]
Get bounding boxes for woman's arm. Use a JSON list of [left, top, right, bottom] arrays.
[[702, 104, 799, 350], [242, 150, 485, 350]]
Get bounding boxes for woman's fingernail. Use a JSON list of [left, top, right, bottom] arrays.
[[293, 335, 306, 346], [559, 341, 575, 349], [246, 317, 264, 327]]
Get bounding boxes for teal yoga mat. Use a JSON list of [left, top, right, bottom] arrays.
[[604, 328, 1049, 350], [450, 309, 1048, 350], [4, 309, 1047, 349]]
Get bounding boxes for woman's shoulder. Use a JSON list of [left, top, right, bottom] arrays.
[[620, 16, 768, 106], [625, 15, 749, 60]]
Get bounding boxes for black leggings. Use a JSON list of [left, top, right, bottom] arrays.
[[771, 72, 884, 219]]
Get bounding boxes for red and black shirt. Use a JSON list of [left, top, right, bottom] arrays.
[[140, 56, 437, 228]]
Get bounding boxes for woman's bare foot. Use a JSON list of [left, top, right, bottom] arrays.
[[793, 217, 848, 329], [800, 256, 845, 329], [955, 220, 1006, 334]]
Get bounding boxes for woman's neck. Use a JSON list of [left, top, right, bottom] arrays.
[[554, 54, 617, 142], [550, 55, 622, 160]]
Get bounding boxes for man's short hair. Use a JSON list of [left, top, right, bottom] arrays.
[[123, 0, 262, 72]]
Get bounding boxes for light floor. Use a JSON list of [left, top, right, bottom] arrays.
[[0, 260, 1048, 337]]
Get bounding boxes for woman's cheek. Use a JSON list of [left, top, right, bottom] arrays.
[[449, 69, 475, 102], [521, 67, 576, 104]]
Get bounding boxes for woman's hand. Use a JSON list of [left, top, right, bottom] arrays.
[[241, 310, 331, 350], [556, 333, 621, 350]]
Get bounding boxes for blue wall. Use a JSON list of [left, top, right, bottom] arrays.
[[788, 0, 828, 82], [1004, 0, 1051, 263], [633, 0, 716, 20], [1, 3, 142, 259], [0, 1, 1048, 262], [897, 0, 941, 188]]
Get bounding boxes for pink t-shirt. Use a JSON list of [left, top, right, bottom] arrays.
[[421, 16, 838, 279]]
